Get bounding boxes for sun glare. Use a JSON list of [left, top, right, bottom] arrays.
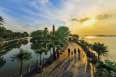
[[85, 36, 96, 39]]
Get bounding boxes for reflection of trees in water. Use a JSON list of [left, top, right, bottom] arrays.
[[0, 57, 6, 69], [31, 27, 52, 73], [30, 26, 70, 73], [20, 39, 28, 45], [31, 41, 48, 73], [0, 39, 28, 55], [12, 48, 31, 77]]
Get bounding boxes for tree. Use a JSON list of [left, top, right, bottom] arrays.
[[31, 42, 48, 73], [31, 30, 43, 38], [13, 49, 31, 77], [22, 32, 29, 37], [55, 26, 70, 47], [43, 27, 49, 48], [50, 26, 70, 59], [70, 34, 79, 42], [0, 16, 4, 25], [96, 60, 116, 77], [91, 42, 108, 60]]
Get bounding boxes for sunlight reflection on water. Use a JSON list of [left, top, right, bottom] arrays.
[[84, 36, 116, 62]]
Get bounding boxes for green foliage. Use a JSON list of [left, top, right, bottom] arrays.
[[0, 26, 29, 41], [31, 26, 70, 60], [0, 16, 3, 25], [31, 30, 43, 38], [35, 47, 48, 55], [96, 60, 116, 77], [54, 26, 70, 47], [0, 16, 29, 41], [22, 32, 29, 37], [91, 42, 108, 60], [70, 34, 79, 42]]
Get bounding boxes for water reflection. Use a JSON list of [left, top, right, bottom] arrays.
[[0, 39, 28, 55], [0, 57, 6, 69], [85, 36, 116, 61], [31, 38, 51, 73], [0, 39, 30, 77], [0, 37, 55, 77], [12, 49, 32, 77]]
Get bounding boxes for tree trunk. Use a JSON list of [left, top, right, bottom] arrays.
[[39, 53, 42, 72], [53, 46, 56, 60], [98, 54, 100, 61], [36, 55, 39, 72], [19, 60, 23, 77]]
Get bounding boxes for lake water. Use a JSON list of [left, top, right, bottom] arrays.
[[0, 36, 116, 77], [0, 39, 53, 77], [84, 36, 116, 62]]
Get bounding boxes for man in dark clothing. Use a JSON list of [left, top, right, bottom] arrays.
[[74, 48, 77, 63], [74, 48, 76, 54], [68, 48, 71, 56], [78, 48, 81, 60]]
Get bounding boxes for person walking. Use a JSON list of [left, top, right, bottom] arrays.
[[74, 48, 76, 54], [78, 48, 81, 60], [68, 48, 71, 56], [74, 48, 77, 63]]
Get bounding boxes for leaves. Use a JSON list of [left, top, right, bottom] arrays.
[[91, 42, 108, 57], [96, 60, 116, 77]]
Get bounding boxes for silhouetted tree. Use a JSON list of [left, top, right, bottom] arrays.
[[91, 42, 108, 60]]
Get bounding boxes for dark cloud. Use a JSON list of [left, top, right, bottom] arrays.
[[96, 14, 113, 20], [72, 13, 114, 23], [72, 18, 79, 21], [79, 17, 90, 23], [72, 17, 90, 23]]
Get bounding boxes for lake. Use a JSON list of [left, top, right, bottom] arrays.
[[84, 36, 116, 62], [0, 36, 116, 77], [0, 39, 54, 77]]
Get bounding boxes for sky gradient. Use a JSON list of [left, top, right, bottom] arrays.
[[0, 0, 116, 35]]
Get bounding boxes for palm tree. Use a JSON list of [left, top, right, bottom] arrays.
[[91, 42, 108, 60], [35, 48, 47, 72], [55, 26, 70, 45], [30, 30, 43, 38], [43, 27, 49, 48], [13, 49, 31, 77], [31, 27, 50, 72], [96, 60, 116, 77], [51, 26, 70, 59], [31, 40, 48, 73]]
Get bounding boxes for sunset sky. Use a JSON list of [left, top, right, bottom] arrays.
[[0, 0, 116, 35]]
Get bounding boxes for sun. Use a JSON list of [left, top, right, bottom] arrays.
[[82, 17, 97, 26]]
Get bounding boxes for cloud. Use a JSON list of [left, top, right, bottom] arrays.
[[72, 17, 90, 23], [0, 0, 116, 33], [0, 7, 33, 32], [96, 14, 113, 20]]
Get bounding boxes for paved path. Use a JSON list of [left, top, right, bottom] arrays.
[[32, 42, 92, 77]]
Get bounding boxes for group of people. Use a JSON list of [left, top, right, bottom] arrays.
[[67, 48, 98, 77], [67, 48, 82, 61], [67, 47, 98, 63]]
